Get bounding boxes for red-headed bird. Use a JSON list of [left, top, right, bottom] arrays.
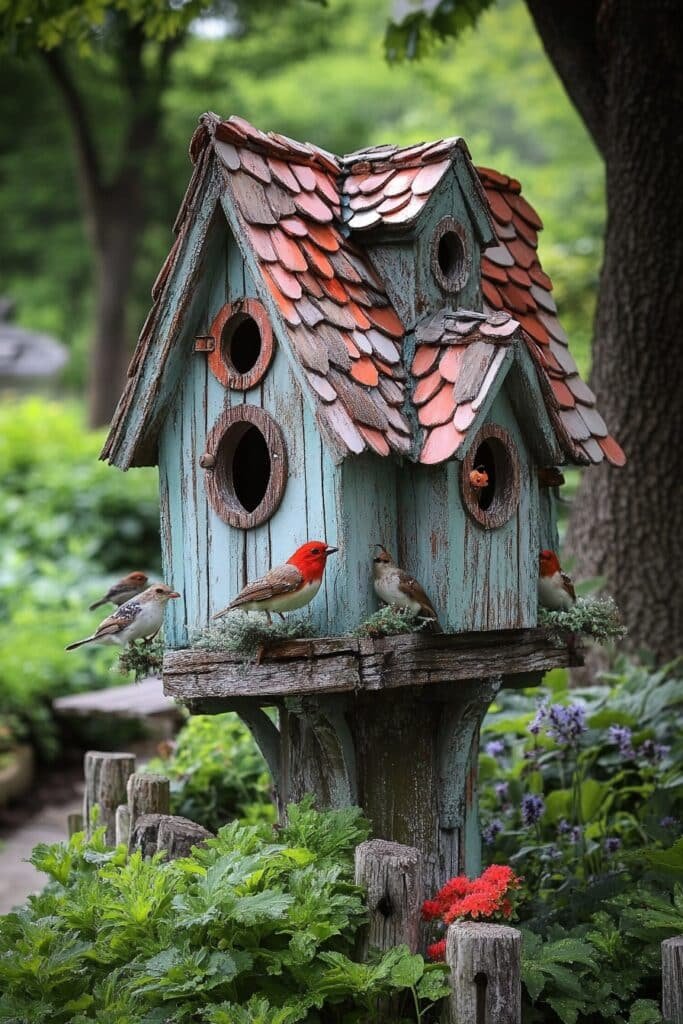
[[89, 571, 149, 611], [538, 550, 576, 611], [213, 541, 337, 624], [67, 583, 179, 650], [372, 544, 442, 631]]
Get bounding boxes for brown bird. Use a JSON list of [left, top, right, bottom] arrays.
[[67, 584, 179, 650], [372, 545, 442, 631], [89, 571, 149, 611], [469, 466, 489, 490]]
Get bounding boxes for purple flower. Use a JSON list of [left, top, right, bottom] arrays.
[[494, 782, 509, 803], [570, 826, 583, 844], [557, 818, 572, 836], [482, 818, 504, 845], [528, 703, 547, 736], [521, 793, 545, 827], [638, 739, 670, 763], [608, 725, 635, 758], [604, 836, 621, 855], [546, 703, 587, 746], [660, 816, 678, 829], [546, 844, 562, 860], [485, 740, 505, 759]]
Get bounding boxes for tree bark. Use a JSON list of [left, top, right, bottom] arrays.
[[531, 0, 683, 661]]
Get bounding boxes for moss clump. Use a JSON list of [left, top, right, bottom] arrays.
[[190, 614, 318, 661], [353, 605, 429, 639], [539, 596, 626, 644], [117, 636, 164, 679]]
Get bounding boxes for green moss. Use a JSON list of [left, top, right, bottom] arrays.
[[116, 636, 164, 679], [190, 614, 318, 661], [539, 596, 627, 644], [353, 605, 427, 639]]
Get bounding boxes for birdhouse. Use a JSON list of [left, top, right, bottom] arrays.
[[102, 113, 623, 891]]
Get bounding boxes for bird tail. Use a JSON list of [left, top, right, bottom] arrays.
[[421, 601, 443, 633], [65, 635, 95, 651], [88, 598, 106, 611]]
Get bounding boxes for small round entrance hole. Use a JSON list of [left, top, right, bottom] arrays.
[[231, 425, 270, 512], [222, 314, 261, 375], [437, 231, 464, 282], [461, 424, 520, 529]]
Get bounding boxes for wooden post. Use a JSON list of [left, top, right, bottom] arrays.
[[663, 936, 683, 1023], [67, 812, 83, 837], [115, 804, 131, 847], [126, 772, 170, 829], [354, 839, 423, 956], [129, 813, 213, 858], [443, 921, 522, 1024], [83, 751, 136, 845]]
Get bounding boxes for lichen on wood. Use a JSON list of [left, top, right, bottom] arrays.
[[190, 613, 318, 661], [539, 596, 626, 644], [117, 636, 164, 679], [353, 605, 429, 639]]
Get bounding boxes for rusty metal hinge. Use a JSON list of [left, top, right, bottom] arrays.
[[194, 335, 215, 352]]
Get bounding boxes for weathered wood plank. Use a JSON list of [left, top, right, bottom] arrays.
[[663, 936, 683, 1024], [54, 678, 179, 720], [444, 921, 522, 1024]]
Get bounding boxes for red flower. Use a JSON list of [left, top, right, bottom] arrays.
[[422, 863, 522, 928], [427, 939, 447, 961]]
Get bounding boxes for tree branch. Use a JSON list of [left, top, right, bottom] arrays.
[[525, 0, 607, 157], [40, 48, 102, 207]]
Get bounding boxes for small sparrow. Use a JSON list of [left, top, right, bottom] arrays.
[[89, 571, 149, 611], [213, 541, 338, 624], [469, 466, 489, 490], [66, 583, 179, 650], [538, 550, 576, 611], [372, 545, 442, 631]]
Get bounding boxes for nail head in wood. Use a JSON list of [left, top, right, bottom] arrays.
[[354, 839, 423, 956], [663, 936, 683, 1023], [444, 921, 522, 1024]]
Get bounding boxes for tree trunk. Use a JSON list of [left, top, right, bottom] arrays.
[[530, 1, 683, 661], [89, 184, 144, 426]]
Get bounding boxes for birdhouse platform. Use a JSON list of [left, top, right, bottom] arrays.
[[164, 628, 582, 893]]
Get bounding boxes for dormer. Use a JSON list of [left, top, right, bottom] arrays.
[[340, 140, 496, 327]]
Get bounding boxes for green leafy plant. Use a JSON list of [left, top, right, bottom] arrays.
[[146, 713, 275, 833], [0, 803, 449, 1023]]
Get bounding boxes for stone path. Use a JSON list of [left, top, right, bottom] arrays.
[[0, 796, 81, 914]]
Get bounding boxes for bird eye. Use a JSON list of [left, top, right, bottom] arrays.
[[311, 547, 320, 555], [155, 587, 164, 594]]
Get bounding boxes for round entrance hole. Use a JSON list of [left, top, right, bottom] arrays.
[[203, 406, 288, 529], [222, 314, 261, 375], [461, 424, 520, 529], [431, 217, 470, 293]]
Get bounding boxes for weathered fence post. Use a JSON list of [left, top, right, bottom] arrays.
[[129, 813, 213, 859], [115, 804, 131, 846], [83, 751, 136, 844], [126, 771, 170, 828], [443, 921, 522, 1024], [67, 812, 84, 837], [354, 839, 423, 956], [663, 936, 683, 1023]]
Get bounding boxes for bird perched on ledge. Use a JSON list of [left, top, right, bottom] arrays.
[[372, 544, 442, 631], [89, 571, 149, 611], [66, 584, 179, 650], [538, 550, 576, 611], [213, 541, 337, 625]]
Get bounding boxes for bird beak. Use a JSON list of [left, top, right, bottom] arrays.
[[324, 545, 338, 556], [169, 592, 180, 599]]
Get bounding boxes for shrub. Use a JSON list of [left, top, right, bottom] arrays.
[[147, 714, 276, 833], [0, 399, 160, 756], [0, 802, 449, 1023]]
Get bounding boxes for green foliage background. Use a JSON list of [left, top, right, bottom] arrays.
[[0, 0, 600, 385]]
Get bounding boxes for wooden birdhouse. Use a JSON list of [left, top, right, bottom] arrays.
[[102, 113, 624, 892]]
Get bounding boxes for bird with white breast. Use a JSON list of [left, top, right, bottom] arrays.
[[372, 544, 442, 631], [538, 549, 576, 611], [66, 583, 180, 650], [89, 571, 149, 611], [213, 541, 337, 624]]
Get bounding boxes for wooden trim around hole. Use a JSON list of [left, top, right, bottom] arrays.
[[460, 423, 520, 530], [207, 298, 274, 390], [431, 216, 470, 294], [203, 405, 288, 529]]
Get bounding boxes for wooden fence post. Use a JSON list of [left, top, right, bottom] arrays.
[[354, 839, 423, 957], [443, 921, 521, 1024], [126, 772, 170, 829], [663, 936, 683, 1023], [83, 751, 136, 845], [115, 804, 131, 847], [67, 812, 83, 837], [129, 813, 213, 859]]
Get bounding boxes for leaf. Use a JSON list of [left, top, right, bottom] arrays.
[[415, 964, 451, 1002], [388, 950, 424, 989], [629, 999, 663, 1024]]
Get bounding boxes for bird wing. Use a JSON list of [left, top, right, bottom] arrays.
[[560, 572, 576, 601], [215, 564, 304, 616], [397, 571, 441, 623], [92, 600, 142, 639]]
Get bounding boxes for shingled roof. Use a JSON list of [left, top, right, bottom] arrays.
[[102, 113, 624, 470]]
